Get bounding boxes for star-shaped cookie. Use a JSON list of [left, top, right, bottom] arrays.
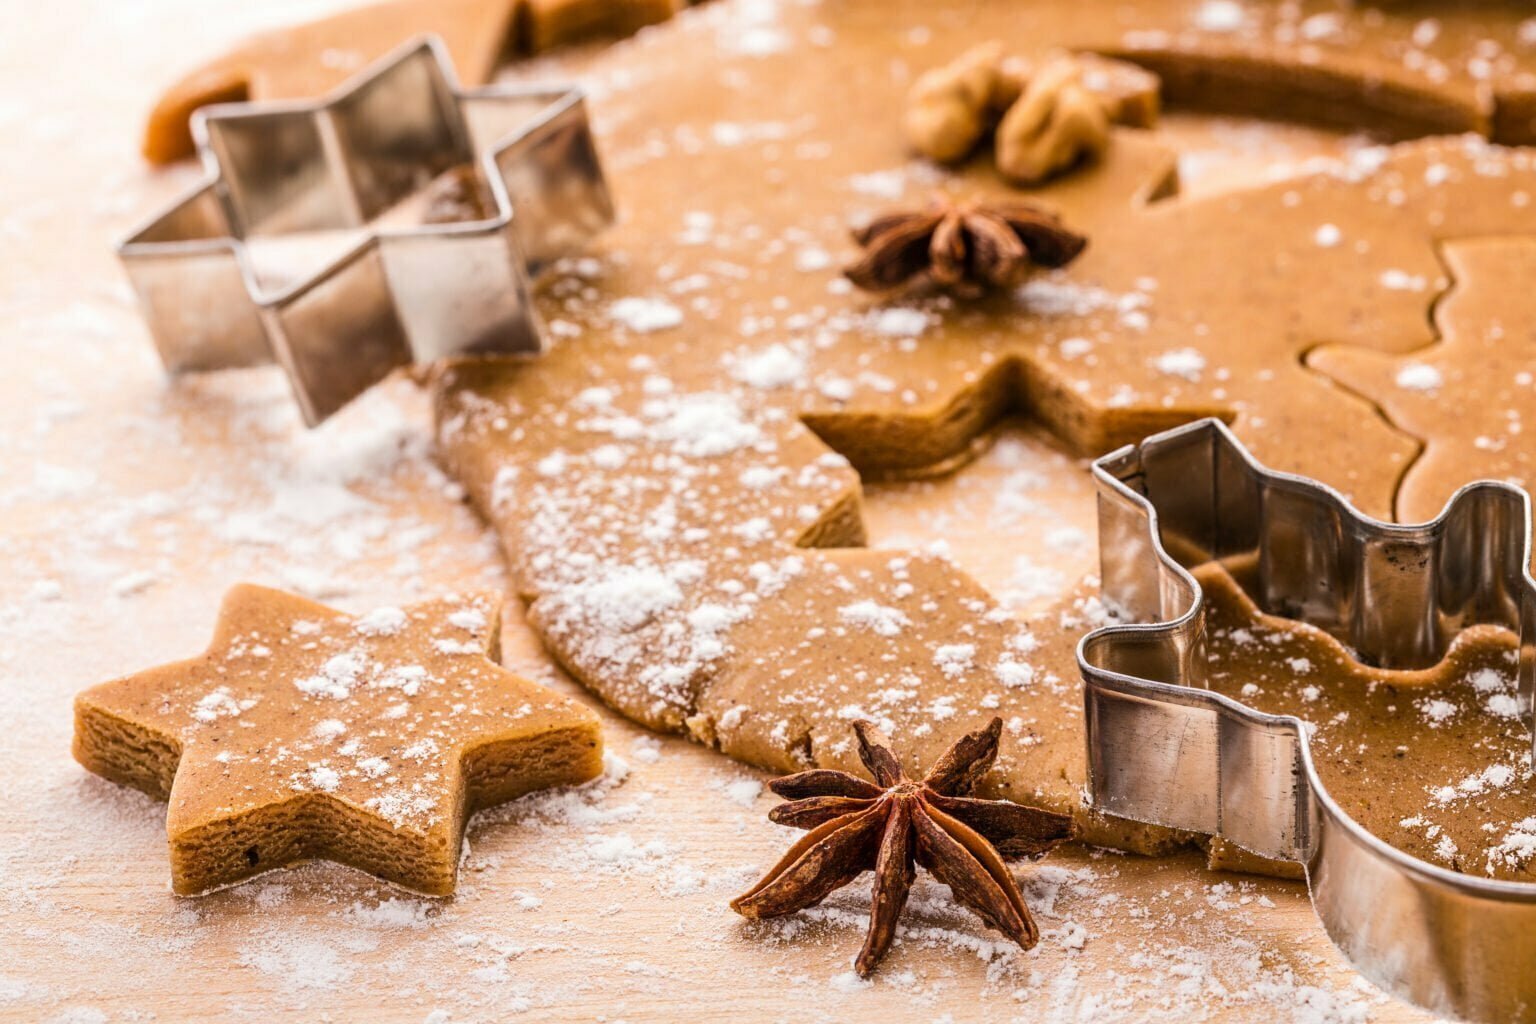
[[73, 585, 603, 895]]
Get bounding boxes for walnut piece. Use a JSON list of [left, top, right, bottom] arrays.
[[1040, 52, 1160, 129], [995, 57, 1111, 186], [904, 48, 1161, 186], [903, 42, 1014, 163]]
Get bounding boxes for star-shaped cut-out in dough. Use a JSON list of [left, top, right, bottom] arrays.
[[73, 585, 602, 895]]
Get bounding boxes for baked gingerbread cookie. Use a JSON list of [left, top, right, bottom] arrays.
[[73, 585, 602, 895], [428, 0, 1536, 871]]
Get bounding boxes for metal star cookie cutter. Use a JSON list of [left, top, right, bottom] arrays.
[[117, 35, 613, 425], [1077, 417, 1536, 1023]]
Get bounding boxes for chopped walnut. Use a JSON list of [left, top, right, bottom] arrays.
[[995, 57, 1111, 186], [903, 42, 1016, 163], [1031, 52, 1160, 129]]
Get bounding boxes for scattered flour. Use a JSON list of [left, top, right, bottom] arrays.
[[838, 600, 911, 637], [609, 297, 684, 332], [1394, 363, 1443, 391]]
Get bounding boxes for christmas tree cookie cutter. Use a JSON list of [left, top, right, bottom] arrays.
[[117, 35, 613, 425], [1078, 416, 1536, 1023]]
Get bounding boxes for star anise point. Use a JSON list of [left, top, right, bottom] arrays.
[[844, 195, 1087, 295], [732, 717, 1075, 976]]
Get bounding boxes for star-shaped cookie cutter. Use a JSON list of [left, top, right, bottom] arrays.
[[117, 35, 613, 425], [1078, 416, 1536, 1023]]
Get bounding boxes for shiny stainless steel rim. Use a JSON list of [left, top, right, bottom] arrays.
[[116, 35, 613, 425], [1078, 416, 1536, 1022]]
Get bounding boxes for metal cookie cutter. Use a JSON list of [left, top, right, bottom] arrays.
[[117, 35, 613, 425], [1078, 417, 1536, 1023]]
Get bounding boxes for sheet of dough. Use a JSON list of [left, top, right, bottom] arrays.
[[0, 0, 1434, 1019]]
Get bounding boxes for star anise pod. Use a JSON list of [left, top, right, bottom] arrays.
[[731, 717, 1074, 976], [844, 195, 1087, 293]]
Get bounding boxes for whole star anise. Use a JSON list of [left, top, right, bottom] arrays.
[[844, 195, 1087, 293], [731, 718, 1074, 976]]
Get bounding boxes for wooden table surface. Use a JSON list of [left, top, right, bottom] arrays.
[[0, 2, 1448, 1020]]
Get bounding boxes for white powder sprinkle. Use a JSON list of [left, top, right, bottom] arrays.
[[1436, 764, 1519, 805], [933, 643, 977, 679], [1193, 0, 1245, 32], [1395, 363, 1443, 391], [848, 169, 906, 199], [1487, 693, 1522, 719], [738, 466, 781, 489], [837, 600, 910, 637], [304, 766, 340, 792], [591, 444, 628, 469], [448, 607, 487, 632], [1152, 348, 1206, 382], [1058, 337, 1092, 360], [536, 451, 569, 477], [794, 247, 832, 272], [191, 686, 252, 724], [647, 393, 762, 457], [730, 344, 805, 389], [1418, 697, 1458, 726], [610, 297, 684, 332], [1379, 268, 1427, 291], [866, 307, 930, 337], [558, 567, 685, 633], [722, 779, 763, 807], [110, 570, 157, 598], [347, 898, 434, 929], [1470, 667, 1509, 694], [1489, 818, 1536, 871], [354, 607, 408, 637], [295, 652, 366, 699], [401, 739, 439, 761]]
